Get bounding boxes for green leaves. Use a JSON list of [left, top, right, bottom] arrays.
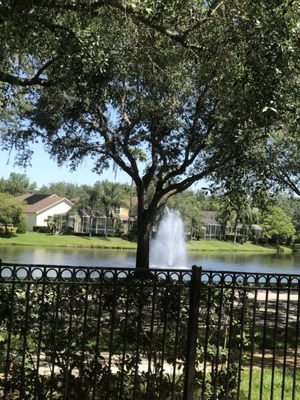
[[260, 206, 296, 242], [0, 0, 298, 267], [0, 192, 24, 233]]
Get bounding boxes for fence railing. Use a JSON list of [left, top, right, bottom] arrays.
[[0, 263, 299, 399]]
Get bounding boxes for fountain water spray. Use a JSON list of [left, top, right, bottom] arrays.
[[150, 208, 187, 268]]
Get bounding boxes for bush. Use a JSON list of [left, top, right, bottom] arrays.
[[16, 217, 27, 234], [33, 225, 50, 233], [114, 220, 124, 237], [225, 234, 248, 243], [126, 229, 138, 241], [61, 224, 74, 235], [0, 225, 17, 234], [256, 237, 268, 245]]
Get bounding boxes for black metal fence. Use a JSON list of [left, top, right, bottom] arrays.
[[0, 263, 299, 399]]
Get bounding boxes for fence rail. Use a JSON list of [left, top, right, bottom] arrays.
[[0, 262, 299, 399]]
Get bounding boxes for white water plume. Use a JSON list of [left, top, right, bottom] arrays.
[[150, 208, 187, 268]]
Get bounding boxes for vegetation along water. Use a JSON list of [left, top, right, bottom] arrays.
[[0, 233, 298, 274]]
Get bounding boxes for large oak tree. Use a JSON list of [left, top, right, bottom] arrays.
[[0, 1, 297, 268]]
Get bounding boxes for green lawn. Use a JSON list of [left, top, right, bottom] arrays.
[[0, 232, 292, 253], [0, 232, 137, 249], [240, 368, 300, 399], [187, 240, 291, 253]]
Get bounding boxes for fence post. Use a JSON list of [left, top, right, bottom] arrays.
[[183, 265, 202, 400]]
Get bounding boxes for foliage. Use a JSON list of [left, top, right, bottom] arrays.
[[274, 195, 300, 231], [0, 272, 252, 399], [240, 368, 300, 400], [16, 215, 27, 234], [0, 1, 296, 268], [99, 181, 129, 237], [39, 181, 85, 199], [0, 172, 36, 196], [0, 225, 17, 234], [77, 182, 104, 237], [0, 192, 24, 233], [74, 181, 129, 237], [217, 193, 254, 243], [259, 206, 296, 244], [44, 215, 62, 235], [113, 220, 124, 237]]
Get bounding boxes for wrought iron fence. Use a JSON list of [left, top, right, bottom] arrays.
[[0, 262, 299, 399]]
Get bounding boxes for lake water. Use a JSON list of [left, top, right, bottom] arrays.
[[1, 246, 300, 275]]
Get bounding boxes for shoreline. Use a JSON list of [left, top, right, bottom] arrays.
[[0, 233, 293, 254]]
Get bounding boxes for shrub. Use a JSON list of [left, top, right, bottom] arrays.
[[16, 217, 27, 234], [33, 225, 50, 233], [114, 220, 124, 237], [0, 225, 17, 234]]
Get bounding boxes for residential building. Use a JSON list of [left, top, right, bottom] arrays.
[[200, 211, 222, 239], [15, 193, 73, 231]]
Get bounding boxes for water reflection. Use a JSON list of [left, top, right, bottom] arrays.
[[1, 246, 300, 274], [189, 252, 300, 274], [0, 247, 136, 268]]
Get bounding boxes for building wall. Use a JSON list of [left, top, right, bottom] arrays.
[[24, 214, 38, 231], [119, 207, 129, 221], [25, 201, 72, 231]]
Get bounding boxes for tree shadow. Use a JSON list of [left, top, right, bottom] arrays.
[[0, 232, 18, 239]]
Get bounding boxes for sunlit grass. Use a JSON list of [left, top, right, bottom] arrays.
[[240, 368, 300, 399], [186, 240, 291, 253], [0, 233, 291, 253], [0, 232, 137, 249]]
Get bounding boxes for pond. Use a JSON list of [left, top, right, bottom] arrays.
[[1, 245, 300, 275]]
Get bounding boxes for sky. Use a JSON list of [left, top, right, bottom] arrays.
[[0, 142, 132, 188], [0, 141, 206, 191]]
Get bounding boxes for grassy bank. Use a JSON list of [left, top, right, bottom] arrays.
[[0, 232, 137, 250], [0, 232, 292, 253], [186, 240, 292, 253], [240, 368, 300, 399]]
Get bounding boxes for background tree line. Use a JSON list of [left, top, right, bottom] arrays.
[[0, 172, 298, 244]]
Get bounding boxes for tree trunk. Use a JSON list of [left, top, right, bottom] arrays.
[[135, 190, 152, 270], [233, 223, 238, 243], [233, 214, 240, 243], [89, 216, 93, 238], [136, 219, 150, 269], [105, 212, 109, 238]]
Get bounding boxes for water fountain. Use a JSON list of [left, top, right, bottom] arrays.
[[150, 208, 187, 268]]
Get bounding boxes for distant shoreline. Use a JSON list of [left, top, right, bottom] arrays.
[[0, 232, 292, 254]]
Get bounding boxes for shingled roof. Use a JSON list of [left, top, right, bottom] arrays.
[[16, 193, 73, 214], [201, 211, 221, 226]]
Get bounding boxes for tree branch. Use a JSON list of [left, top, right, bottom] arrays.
[[93, 108, 143, 186], [274, 169, 300, 196], [27, 0, 205, 52], [0, 58, 57, 87]]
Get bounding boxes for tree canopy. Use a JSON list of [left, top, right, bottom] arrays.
[[260, 206, 296, 244], [0, 172, 36, 196], [0, 1, 298, 268], [0, 192, 24, 233]]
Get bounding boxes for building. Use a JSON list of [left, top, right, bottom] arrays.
[[16, 193, 73, 231], [200, 211, 222, 239]]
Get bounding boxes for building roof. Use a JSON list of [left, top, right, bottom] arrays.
[[15, 193, 73, 214], [251, 224, 263, 231], [201, 211, 221, 226]]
